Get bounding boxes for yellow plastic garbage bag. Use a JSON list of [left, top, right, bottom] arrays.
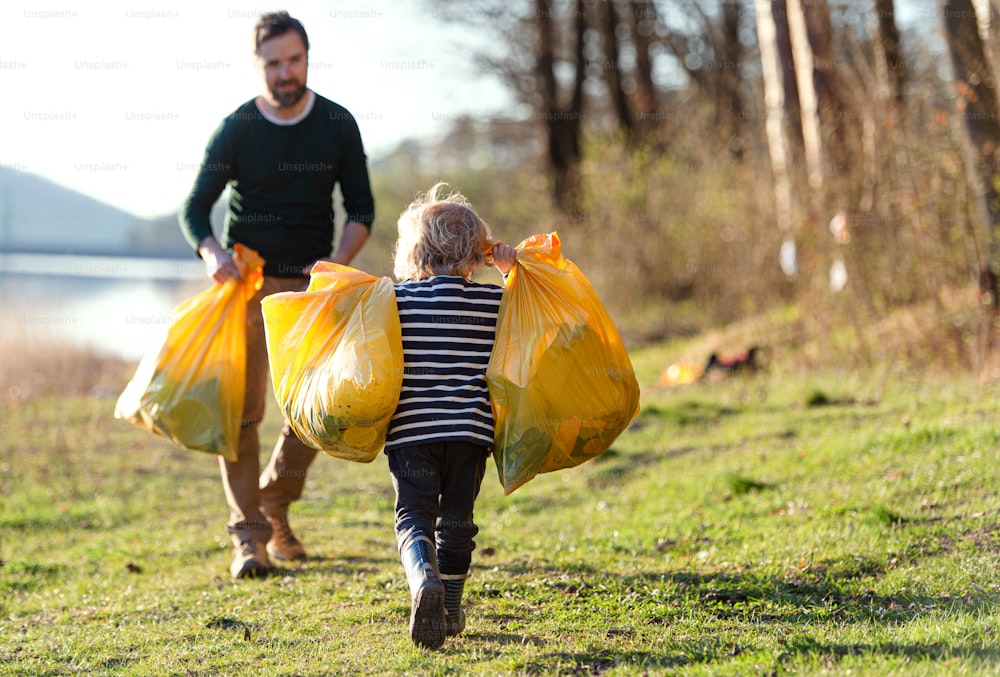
[[660, 362, 704, 387], [486, 232, 640, 494], [114, 244, 264, 461], [261, 262, 403, 463]]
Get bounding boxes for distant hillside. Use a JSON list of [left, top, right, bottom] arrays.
[[130, 203, 227, 259], [0, 168, 207, 257]]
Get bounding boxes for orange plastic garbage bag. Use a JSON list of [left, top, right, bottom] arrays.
[[261, 262, 403, 463], [114, 244, 264, 461], [486, 232, 641, 494]]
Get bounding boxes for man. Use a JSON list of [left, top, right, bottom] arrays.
[[179, 11, 375, 579]]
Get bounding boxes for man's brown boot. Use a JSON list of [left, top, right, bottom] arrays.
[[230, 539, 274, 580], [263, 512, 307, 561]]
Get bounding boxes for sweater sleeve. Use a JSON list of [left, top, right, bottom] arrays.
[[337, 114, 375, 230], [178, 119, 234, 252]]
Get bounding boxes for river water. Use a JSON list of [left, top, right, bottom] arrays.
[[0, 253, 210, 361]]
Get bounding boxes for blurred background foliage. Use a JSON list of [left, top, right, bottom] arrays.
[[350, 0, 1000, 378]]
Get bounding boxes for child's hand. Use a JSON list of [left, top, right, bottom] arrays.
[[491, 244, 517, 275]]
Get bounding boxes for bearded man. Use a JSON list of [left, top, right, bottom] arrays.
[[179, 11, 375, 579]]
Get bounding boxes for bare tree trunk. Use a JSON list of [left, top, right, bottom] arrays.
[[755, 0, 796, 239], [974, 0, 1000, 193], [719, 0, 746, 158], [535, 0, 587, 210], [803, 0, 848, 171], [630, 0, 658, 130], [772, 0, 802, 141], [801, 1, 841, 112], [865, 14, 890, 214], [600, 0, 633, 136], [875, 0, 905, 105], [974, 0, 1000, 72], [787, 0, 824, 189], [942, 0, 1000, 329]]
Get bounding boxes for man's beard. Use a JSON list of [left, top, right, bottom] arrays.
[[270, 80, 307, 108]]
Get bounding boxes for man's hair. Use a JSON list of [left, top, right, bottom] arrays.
[[393, 183, 493, 281], [253, 11, 309, 54]]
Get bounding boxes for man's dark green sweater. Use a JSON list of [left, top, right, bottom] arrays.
[[179, 92, 375, 277]]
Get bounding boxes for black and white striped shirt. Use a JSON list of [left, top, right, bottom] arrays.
[[386, 275, 504, 451]]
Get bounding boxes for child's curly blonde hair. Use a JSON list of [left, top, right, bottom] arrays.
[[393, 183, 494, 281]]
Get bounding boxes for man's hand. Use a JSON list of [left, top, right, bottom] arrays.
[[198, 236, 241, 283]]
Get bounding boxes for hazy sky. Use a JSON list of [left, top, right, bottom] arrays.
[[1, 0, 935, 220], [1, 0, 513, 218]]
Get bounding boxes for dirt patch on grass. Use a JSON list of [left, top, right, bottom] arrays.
[[964, 524, 1000, 552]]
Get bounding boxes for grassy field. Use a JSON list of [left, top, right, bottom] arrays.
[[3, 340, 1000, 676]]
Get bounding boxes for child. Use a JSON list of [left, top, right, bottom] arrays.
[[386, 183, 517, 650]]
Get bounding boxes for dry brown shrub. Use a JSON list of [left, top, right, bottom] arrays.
[[0, 339, 134, 407]]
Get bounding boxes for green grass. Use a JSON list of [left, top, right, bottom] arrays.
[[3, 349, 1000, 675]]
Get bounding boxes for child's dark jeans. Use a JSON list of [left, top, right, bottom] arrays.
[[387, 441, 490, 575]]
